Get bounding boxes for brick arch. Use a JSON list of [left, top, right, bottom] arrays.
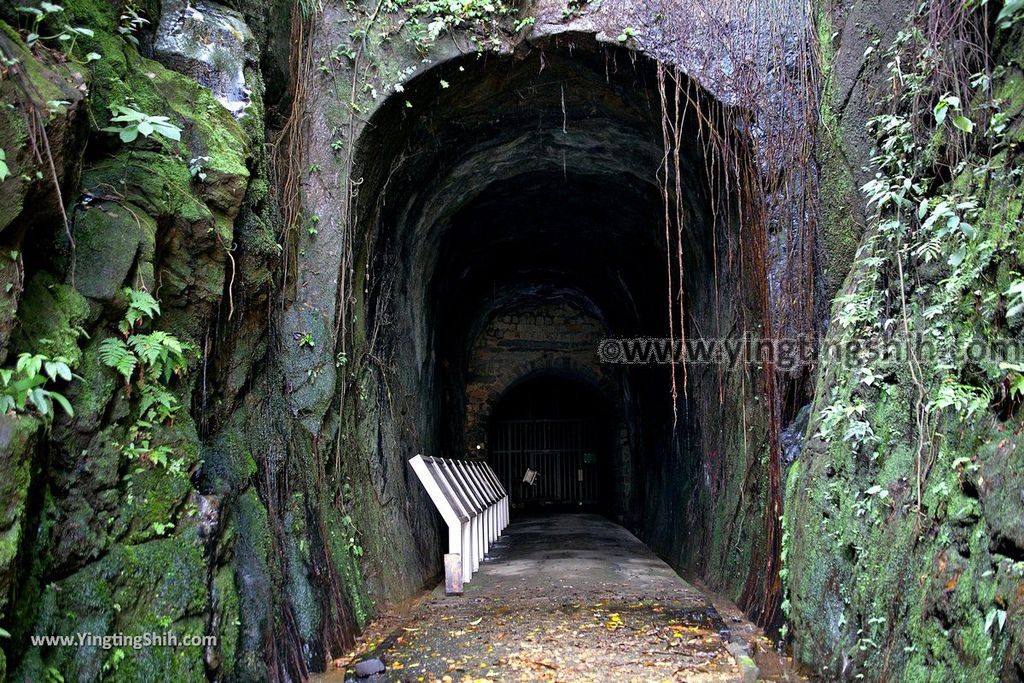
[[462, 301, 617, 448], [468, 360, 618, 449]]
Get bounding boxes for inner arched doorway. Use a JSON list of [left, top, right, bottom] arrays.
[[487, 374, 615, 511]]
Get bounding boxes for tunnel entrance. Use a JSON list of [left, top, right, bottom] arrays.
[[350, 32, 776, 616], [488, 375, 612, 510]]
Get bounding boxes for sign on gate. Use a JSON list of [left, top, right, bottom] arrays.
[[408, 455, 509, 594]]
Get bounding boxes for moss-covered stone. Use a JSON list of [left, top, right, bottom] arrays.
[[12, 272, 91, 364], [0, 21, 88, 236], [785, 10, 1024, 679], [70, 202, 157, 301], [0, 414, 41, 615], [15, 528, 210, 682]]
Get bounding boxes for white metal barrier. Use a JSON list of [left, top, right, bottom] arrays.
[[409, 454, 509, 592]]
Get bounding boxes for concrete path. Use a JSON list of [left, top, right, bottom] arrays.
[[319, 514, 798, 682]]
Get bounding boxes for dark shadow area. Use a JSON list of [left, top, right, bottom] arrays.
[[488, 374, 615, 512]]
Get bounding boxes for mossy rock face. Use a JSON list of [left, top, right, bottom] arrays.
[[976, 435, 1024, 558], [15, 528, 210, 683], [232, 487, 274, 682], [153, 0, 257, 118], [783, 7, 1024, 681], [0, 415, 41, 610], [12, 272, 91, 364], [0, 22, 89, 237], [70, 203, 157, 302]]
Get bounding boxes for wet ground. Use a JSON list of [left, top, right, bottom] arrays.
[[316, 514, 802, 682]]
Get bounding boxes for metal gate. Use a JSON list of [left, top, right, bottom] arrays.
[[490, 418, 601, 507]]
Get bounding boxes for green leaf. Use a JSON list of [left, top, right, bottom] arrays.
[[98, 338, 137, 381], [29, 387, 49, 416], [50, 391, 74, 417], [952, 115, 974, 133], [125, 288, 160, 320], [948, 245, 967, 267], [119, 126, 139, 143], [998, 0, 1024, 27], [152, 122, 181, 141]]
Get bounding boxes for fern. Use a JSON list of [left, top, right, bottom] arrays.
[[138, 383, 178, 423], [119, 287, 161, 334], [128, 331, 191, 381], [98, 338, 137, 381], [100, 289, 194, 468]]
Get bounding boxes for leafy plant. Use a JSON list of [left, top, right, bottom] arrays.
[[997, 0, 1024, 28], [99, 288, 194, 467], [933, 94, 974, 133], [404, 0, 514, 52], [189, 156, 209, 182], [928, 379, 992, 418], [17, 2, 94, 59], [0, 149, 9, 182], [117, 0, 149, 46], [1005, 278, 1024, 319], [0, 352, 76, 420], [102, 106, 182, 144]]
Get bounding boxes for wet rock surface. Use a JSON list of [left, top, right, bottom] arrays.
[[317, 515, 799, 682], [153, 0, 254, 117]]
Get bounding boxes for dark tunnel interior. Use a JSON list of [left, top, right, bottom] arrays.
[[351, 33, 746, 554]]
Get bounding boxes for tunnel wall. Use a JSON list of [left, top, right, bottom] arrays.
[[289, 0, 824, 664], [464, 302, 611, 449], [463, 302, 634, 518]]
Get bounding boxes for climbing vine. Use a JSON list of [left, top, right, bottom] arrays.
[[782, 0, 1024, 674], [652, 0, 823, 627]]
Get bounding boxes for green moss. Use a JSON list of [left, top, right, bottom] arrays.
[[212, 566, 240, 669], [119, 419, 201, 544], [324, 504, 373, 630], [12, 272, 91, 363], [0, 21, 85, 233], [81, 153, 211, 227], [0, 415, 41, 614], [15, 528, 209, 682]]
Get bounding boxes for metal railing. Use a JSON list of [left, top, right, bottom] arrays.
[[408, 454, 509, 593]]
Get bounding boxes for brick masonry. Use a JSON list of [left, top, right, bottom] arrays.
[[463, 301, 633, 514]]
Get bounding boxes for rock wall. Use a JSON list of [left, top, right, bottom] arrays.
[[785, 1, 1024, 679], [0, 0, 291, 678], [463, 302, 612, 448]]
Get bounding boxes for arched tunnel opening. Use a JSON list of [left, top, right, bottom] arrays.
[[350, 33, 763, 602]]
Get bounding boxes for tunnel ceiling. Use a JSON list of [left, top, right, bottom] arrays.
[[354, 34, 722, 370]]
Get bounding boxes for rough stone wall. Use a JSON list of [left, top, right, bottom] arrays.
[[292, 0, 822, 644], [0, 0, 261, 677], [0, 0, 872, 680], [784, 2, 1024, 679], [461, 302, 636, 514]]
